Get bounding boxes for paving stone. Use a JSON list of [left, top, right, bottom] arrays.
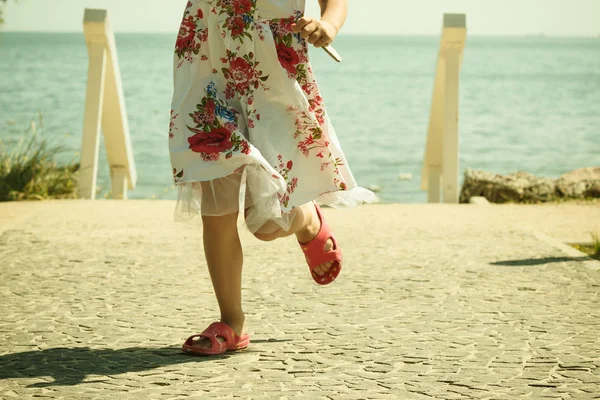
[[0, 201, 599, 398]]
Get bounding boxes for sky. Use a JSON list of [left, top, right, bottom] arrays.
[[3, 0, 600, 36]]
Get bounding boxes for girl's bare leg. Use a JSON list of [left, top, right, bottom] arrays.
[[252, 202, 335, 276], [187, 211, 246, 350]]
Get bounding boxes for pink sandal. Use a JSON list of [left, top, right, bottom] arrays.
[[298, 201, 343, 285], [182, 322, 250, 356]]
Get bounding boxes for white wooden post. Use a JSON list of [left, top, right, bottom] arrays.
[[421, 14, 467, 204], [79, 43, 106, 200], [80, 9, 137, 200], [442, 44, 461, 203]]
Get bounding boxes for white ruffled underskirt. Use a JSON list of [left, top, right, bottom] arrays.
[[174, 162, 378, 234]]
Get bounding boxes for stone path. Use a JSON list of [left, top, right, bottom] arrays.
[[0, 200, 599, 399]]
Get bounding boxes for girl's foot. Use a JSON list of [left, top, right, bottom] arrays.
[[295, 202, 336, 277]]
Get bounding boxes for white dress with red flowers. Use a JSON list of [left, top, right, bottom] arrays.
[[169, 0, 376, 234]]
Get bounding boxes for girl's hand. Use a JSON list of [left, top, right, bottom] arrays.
[[291, 17, 338, 48]]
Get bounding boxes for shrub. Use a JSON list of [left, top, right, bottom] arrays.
[[0, 116, 79, 201]]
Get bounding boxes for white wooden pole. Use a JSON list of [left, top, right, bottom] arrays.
[[111, 169, 128, 200], [78, 43, 107, 200], [80, 9, 137, 200], [421, 51, 444, 202], [421, 14, 466, 203], [100, 14, 136, 198], [442, 46, 461, 204], [428, 167, 442, 203]]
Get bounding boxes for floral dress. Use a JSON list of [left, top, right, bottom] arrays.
[[169, 0, 376, 234]]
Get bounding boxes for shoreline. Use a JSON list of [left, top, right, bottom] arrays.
[[3, 31, 600, 39], [2, 199, 598, 245]]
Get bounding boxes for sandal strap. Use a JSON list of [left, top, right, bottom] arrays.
[[200, 322, 235, 344], [184, 322, 235, 350], [302, 235, 342, 267], [299, 203, 343, 268]]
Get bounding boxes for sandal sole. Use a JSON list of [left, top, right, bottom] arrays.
[[182, 337, 250, 356]]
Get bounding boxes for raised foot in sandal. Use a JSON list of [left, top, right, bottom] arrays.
[[297, 201, 343, 285]]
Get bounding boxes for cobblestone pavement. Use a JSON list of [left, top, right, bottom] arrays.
[[0, 201, 599, 399]]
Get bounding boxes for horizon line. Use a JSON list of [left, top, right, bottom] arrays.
[[2, 30, 600, 38]]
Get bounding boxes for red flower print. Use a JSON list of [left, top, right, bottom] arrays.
[[233, 0, 253, 14], [205, 99, 216, 116], [286, 160, 293, 170], [224, 122, 237, 132], [188, 127, 233, 154], [176, 18, 196, 53], [230, 16, 245, 37], [241, 140, 251, 155], [224, 86, 235, 100], [191, 106, 215, 126], [276, 43, 300, 75], [229, 56, 253, 82], [197, 8, 204, 18], [278, 18, 294, 35], [201, 152, 221, 162], [221, 49, 268, 99], [175, 6, 210, 67]]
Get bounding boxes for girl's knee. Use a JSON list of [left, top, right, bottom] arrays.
[[252, 230, 280, 242], [244, 206, 289, 241], [201, 212, 239, 230]]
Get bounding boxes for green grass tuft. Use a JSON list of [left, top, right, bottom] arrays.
[[0, 115, 79, 201], [591, 232, 600, 258], [571, 232, 600, 261]]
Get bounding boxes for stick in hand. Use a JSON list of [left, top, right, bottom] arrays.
[[292, 16, 343, 63]]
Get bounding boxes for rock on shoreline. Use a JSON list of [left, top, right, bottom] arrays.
[[459, 167, 600, 204]]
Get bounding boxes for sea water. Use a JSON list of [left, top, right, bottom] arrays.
[[0, 33, 598, 202]]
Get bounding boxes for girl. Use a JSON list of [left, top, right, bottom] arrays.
[[169, 0, 376, 355]]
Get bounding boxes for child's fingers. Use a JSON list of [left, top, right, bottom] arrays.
[[311, 26, 335, 47], [292, 17, 319, 39], [313, 36, 330, 48], [299, 21, 319, 39], [307, 30, 322, 45], [291, 16, 313, 33]]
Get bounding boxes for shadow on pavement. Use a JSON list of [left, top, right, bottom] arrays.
[[491, 256, 590, 267], [0, 346, 228, 387], [251, 339, 292, 344]]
